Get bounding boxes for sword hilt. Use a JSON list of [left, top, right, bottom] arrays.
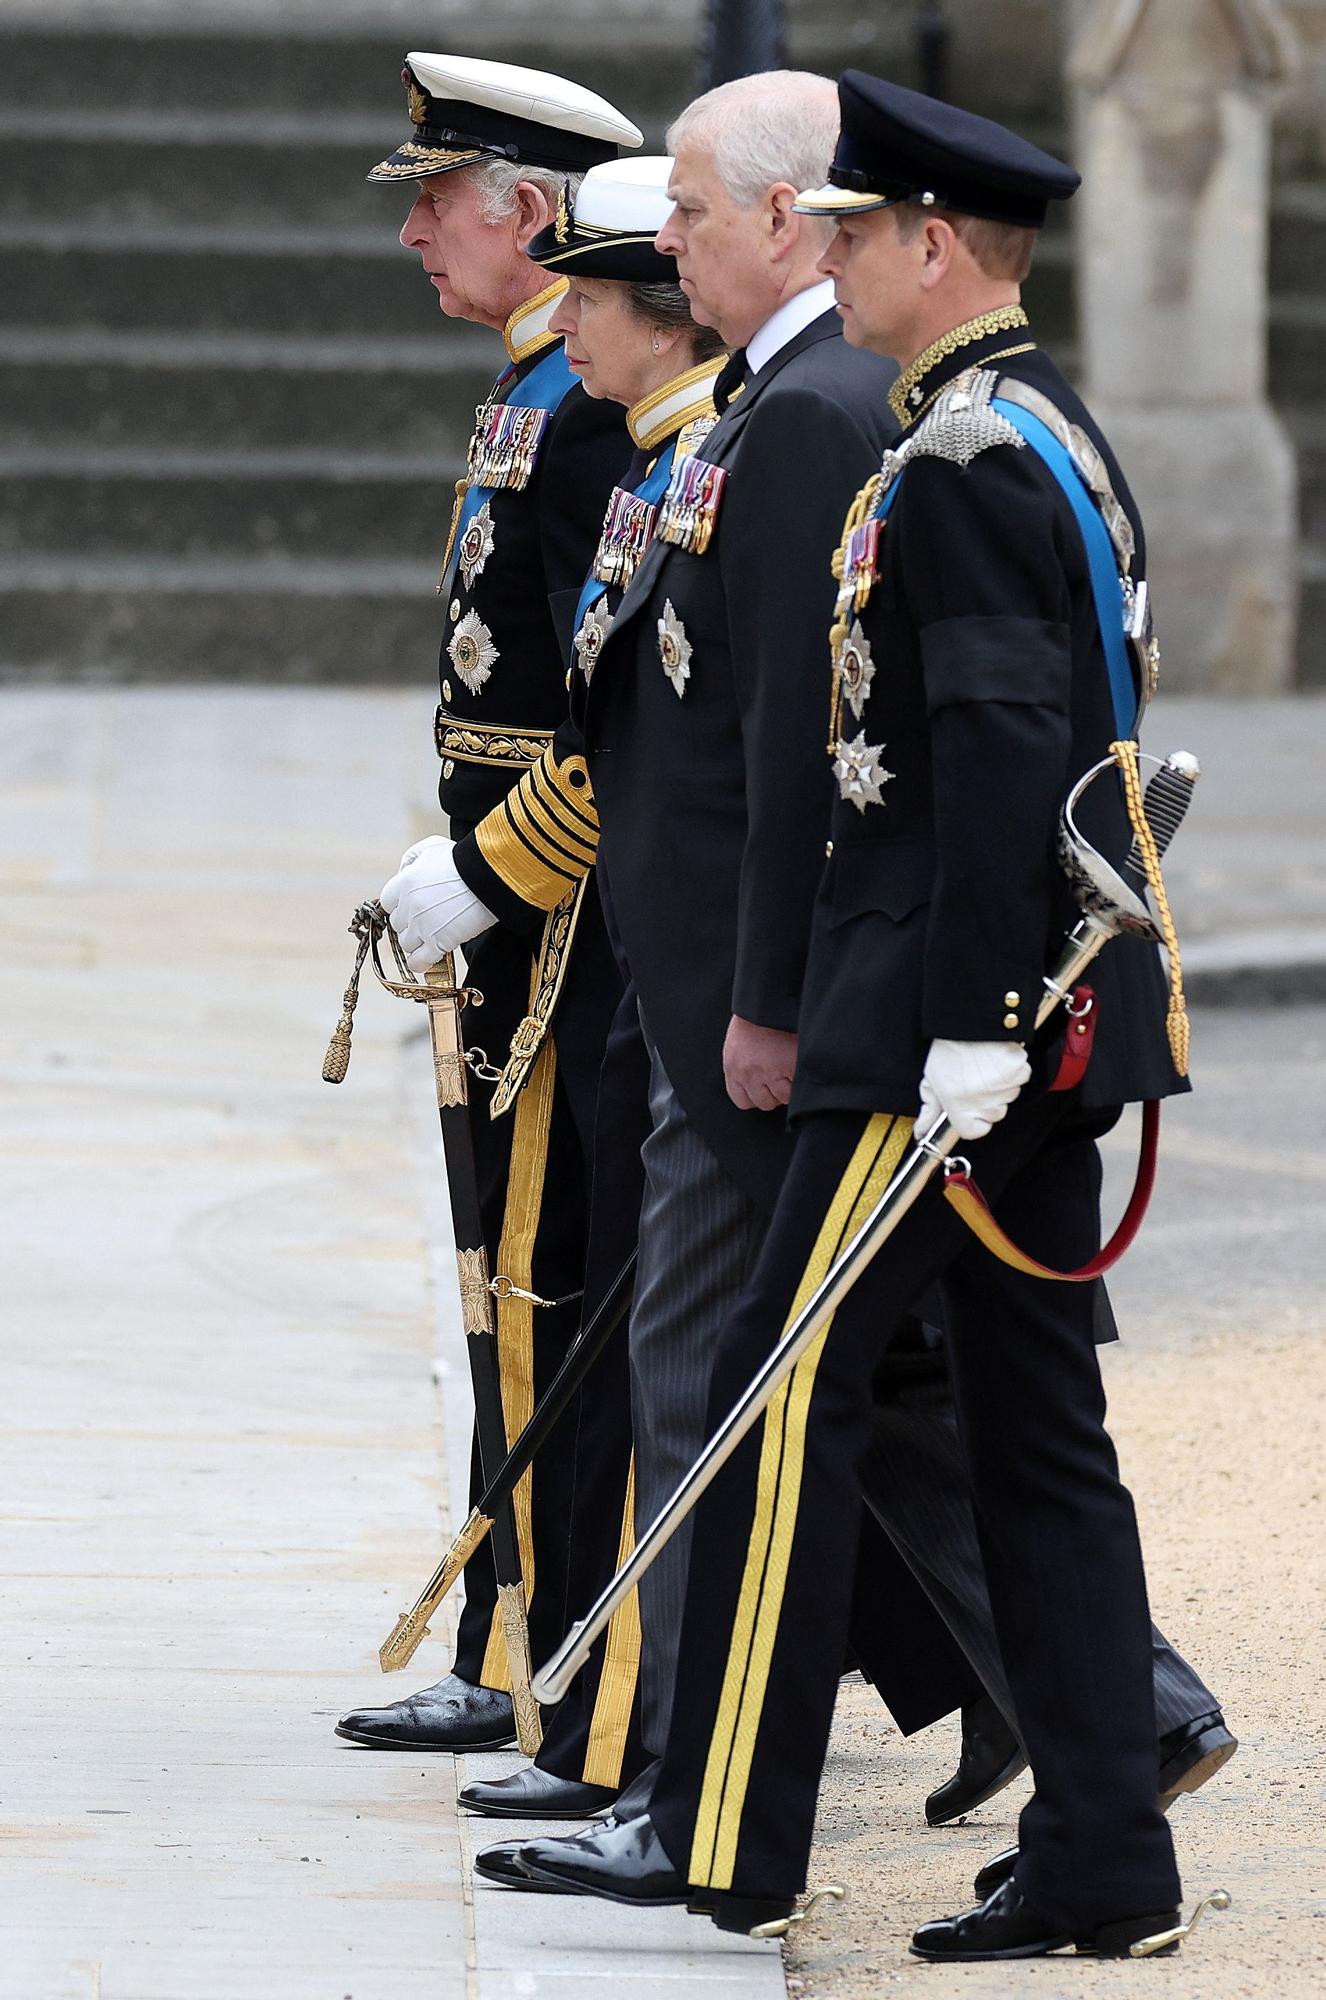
[[1125, 749, 1200, 876]]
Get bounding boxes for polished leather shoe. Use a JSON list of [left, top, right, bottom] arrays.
[[460, 1764, 619, 1819], [912, 1879, 1181, 1962], [971, 1710, 1239, 1899], [335, 1672, 515, 1750], [925, 1694, 1027, 1826], [1157, 1711, 1238, 1807], [518, 1813, 688, 1907], [518, 1812, 798, 1935], [473, 1838, 579, 1892]]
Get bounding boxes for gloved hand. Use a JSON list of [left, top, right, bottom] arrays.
[[917, 1038, 1032, 1142], [380, 835, 497, 975]]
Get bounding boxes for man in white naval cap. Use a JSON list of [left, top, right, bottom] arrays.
[[334, 54, 646, 1766]]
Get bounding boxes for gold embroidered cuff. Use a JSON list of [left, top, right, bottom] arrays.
[[435, 708, 553, 769], [473, 748, 600, 908]]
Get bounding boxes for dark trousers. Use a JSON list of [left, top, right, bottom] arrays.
[[649, 1097, 1180, 1932]]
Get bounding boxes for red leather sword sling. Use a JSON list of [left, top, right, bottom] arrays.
[[940, 982, 1162, 1282]]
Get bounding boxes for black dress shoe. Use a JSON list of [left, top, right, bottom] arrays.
[[473, 1838, 580, 1892], [335, 1672, 515, 1750], [925, 1695, 1028, 1826], [460, 1764, 619, 1819], [971, 1711, 1239, 1899], [518, 1812, 798, 1935], [911, 1879, 1181, 1962], [1158, 1711, 1238, 1807]]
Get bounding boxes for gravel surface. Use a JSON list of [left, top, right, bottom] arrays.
[[787, 1007, 1326, 1998]]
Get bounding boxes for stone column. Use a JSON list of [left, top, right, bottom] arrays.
[[1069, 0, 1300, 691]]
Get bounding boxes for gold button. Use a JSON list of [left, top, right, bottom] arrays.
[[1004, 990, 1020, 1007], [824, 840, 834, 858], [442, 758, 455, 779], [1003, 1012, 1019, 1030], [442, 678, 452, 702], [449, 598, 461, 621]]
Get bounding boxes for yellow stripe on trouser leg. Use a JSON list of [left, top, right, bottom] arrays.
[[689, 1112, 914, 1887], [582, 1455, 642, 1787], [478, 1031, 559, 1692]]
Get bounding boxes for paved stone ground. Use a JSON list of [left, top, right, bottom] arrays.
[[0, 689, 781, 2000]]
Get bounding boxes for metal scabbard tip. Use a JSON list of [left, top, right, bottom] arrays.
[[379, 1611, 426, 1673], [1128, 1887, 1232, 1957], [749, 1883, 846, 1939]]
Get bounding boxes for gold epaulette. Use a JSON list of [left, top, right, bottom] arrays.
[[473, 745, 599, 910]]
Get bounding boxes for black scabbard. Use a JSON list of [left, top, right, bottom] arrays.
[[415, 958, 543, 1754], [378, 1246, 637, 1675]]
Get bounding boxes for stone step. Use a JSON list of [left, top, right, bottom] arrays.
[[0, 228, 440, 335], [0, 330, 490, 453], [0, 120, 416, 232], [1297, 545, 1326, 688], [1268, 297, 1326, 402], [0, 555, 444, 680], [0, 451, 459, 559], [0, 26, 691, 127], [1280, 408, 1326, 544], [1269, 179, 1326, 294]]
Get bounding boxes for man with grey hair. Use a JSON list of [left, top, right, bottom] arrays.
[[332, 53, 648, 1774], [459, 68, 976, 1849], [469, 67, 1233, 1889]]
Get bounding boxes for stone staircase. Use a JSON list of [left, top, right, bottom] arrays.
[[0, 11, 1313, 681]]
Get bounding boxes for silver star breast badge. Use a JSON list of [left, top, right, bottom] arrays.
[[657, 599, 692, 698], [458, 499, 496, 588], [837, 619, 876, 720], [574, 596, 614, 682], [833, 731, 895, 813], [448, 608, 499, 695]]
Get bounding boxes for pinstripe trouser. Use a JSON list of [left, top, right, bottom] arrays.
[[630, 1042, 1217, 1767]]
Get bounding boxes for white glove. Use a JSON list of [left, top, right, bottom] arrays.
[[380, 835, 497, 975], [917, 1038, 1032, 1142]]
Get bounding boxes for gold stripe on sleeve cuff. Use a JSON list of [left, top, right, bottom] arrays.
[[473, 749, 601, 909]]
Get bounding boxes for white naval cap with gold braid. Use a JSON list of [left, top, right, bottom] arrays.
[[368, 52, 643, 183]]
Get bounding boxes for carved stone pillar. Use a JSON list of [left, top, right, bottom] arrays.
[[1070, 0, 1300, 691]]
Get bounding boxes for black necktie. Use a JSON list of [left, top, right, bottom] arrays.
[[714, 348, 750, 411]]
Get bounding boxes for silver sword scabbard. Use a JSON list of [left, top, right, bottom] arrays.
[[533, 749, 1200, 1708]]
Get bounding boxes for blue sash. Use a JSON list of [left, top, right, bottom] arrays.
[[867, 396, 1139, 738], [991, 399, 1139, 738], [571, 436, 680, 637], [441, 343, 579, 602]]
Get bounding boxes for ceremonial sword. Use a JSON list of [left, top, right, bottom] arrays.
[[323, 903, 543, 1755], [533, 746, 1200, 1709], [378, 1245, 637, 1671]]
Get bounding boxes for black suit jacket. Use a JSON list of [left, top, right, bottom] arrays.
[[792, 335, 1188, 1123], [585, 311, 900, 1209]]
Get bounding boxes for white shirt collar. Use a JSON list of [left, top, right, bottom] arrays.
[[745, 279, 837, 377]]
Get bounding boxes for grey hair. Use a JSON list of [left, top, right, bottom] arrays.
[[666, 70, 838, 208], [466, 158, 583, 226]]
